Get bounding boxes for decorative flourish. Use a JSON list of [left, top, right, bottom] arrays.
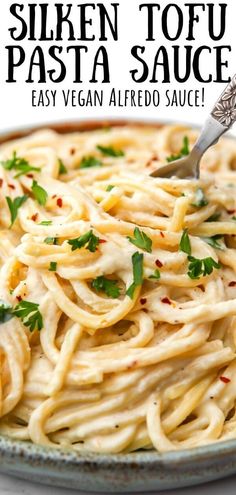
[[212, 75, 236, 127], [212, 100, 236, 127]]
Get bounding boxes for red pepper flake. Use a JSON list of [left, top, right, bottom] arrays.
[[229, 281, 236, 287], [27, 173, 34, 179], [140, 298, 147, 305], [70, 148, 76, 155], [227, 209, 236, 214], [146, 155, 159, 167], [8, 184, 15, 190], [161, 297, 171, 305], [52, 194, 57, 199], [0, 179, 3, 188], [160, 231, 165, 238], [198, 284, 205, 292], [31, 213, 38, 222], [99, 239, 107, 244], [16, 295, 22, 302], [155, 259, 163, 268], [57, 198, 63, 208], [220, 376, 231, 384]]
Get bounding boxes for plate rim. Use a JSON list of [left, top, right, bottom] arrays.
[[1, 433, 236, 464]]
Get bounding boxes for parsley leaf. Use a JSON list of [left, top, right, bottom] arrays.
[[126, 252, 144, 299], [44, 237, 58, 245], [49, 262, 57, 272], [96, 145, 124, 157], [80, 156, 102, 169], [206, 212, 221, 222], [40, 220, 52, 226], [106, 185, 115, 192], [187, 257, 202, 279], [202, 235, 225, 251], [87, 235, 100, 252], [166, 136, 189, 163], [68, 230, 100, 253], [179, 230, 221, 278], [0, 300, 13, 323], [12, 300, 43, 332], [187, 255, 221, 279], [192, 188, 208, 208], [6, 195, 28, 227], [149, 269, 161, 280], [31, 180, 48, 206], [91, 276, 120, 298], [179, 229, 191, 256], [1, 151, 40, 178], [127, 227, 152, 253], [58, 159, 67, 175]]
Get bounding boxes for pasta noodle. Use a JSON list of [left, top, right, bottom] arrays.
[[0, 123, 236, 454]]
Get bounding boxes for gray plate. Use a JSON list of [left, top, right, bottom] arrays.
[[1, 120, 236, 492], [1, 435, 236, 492]]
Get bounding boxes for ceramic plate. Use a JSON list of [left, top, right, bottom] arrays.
[[1, 435, 236, 492]]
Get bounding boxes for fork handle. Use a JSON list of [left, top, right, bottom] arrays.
[[193, 75, 236, 178], [151, 75, 236, 179], [211, 74, 236, 128]]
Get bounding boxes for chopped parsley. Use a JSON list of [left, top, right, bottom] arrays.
[[187, 256, 221, 279], [12, 300, 43, 332], [0, 300, 13, 323], [96, 145, 124, 157], [179, 229, 220, 279], [31, 180, 48, 206], [106, 185, 115, 192], [192, 188, 208, 208], [206, 212, 221, 222], [68, 230, 99, 253], [58, 159, 67, 175], [166, 136, 189, 163], [0, 299, 43, 331], [80, 156, 102, 169], [40, 220, 52, 226], [179, 229, 191, 256], [126, 252, 144, 299], [49, 262, 57, 272], [6, 195, 28, 227], [1, 151, 40, 178], [127, 227, 152, 253], [91, 276, 120, 298], [202, 235, 225, 251], [149, 269, 161, 280], [44, 237, 58, 245]]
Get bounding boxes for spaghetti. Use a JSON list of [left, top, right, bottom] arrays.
[[0, 123, 236, 454]]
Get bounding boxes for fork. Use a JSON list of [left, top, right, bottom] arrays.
[[150, 75, 236, 179]]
